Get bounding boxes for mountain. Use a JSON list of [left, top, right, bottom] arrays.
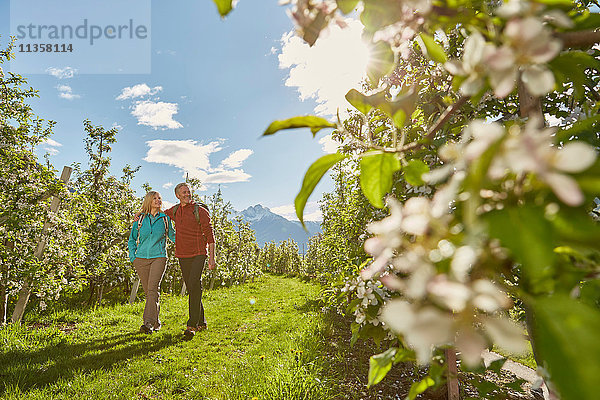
[[234, 204, 321, 250]]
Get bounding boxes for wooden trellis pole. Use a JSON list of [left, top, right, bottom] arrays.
[[11, 166, 72, 323], [128, 277, 141, 304], [446, 348, 460, 400]]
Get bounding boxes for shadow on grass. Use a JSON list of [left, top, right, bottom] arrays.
[[0, 329, 181, 395], [294, 298, 323, 313]]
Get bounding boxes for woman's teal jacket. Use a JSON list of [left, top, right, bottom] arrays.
[[128, 212, 176, 262]]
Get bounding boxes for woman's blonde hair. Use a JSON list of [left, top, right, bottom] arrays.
[[140, 191, 161, 214]]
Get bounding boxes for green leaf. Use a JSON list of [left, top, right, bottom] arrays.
[[345, 87, 418, 129], [336, 0, 359, 14], [212, 0, 235, 17], [394, 347, 415, 363], [574, 159, 600, 197], [350, 322, 360, 347], [550, 51, 600, 101], [417, 33, 448, 64], [392, 110, 406, 129], [555, 114, 600, 146], [534, 0, 575, 8], [485, 207, 556, 293], [487, 358, 507, 374], [407, 376, 435, 400], [549, 207, 600, 246], [367, 41, 395, 86], [345, 89, 379, 115], [263, 116, 336, 137], [531, 294, 600, 400], [360, 151, 401, 208], [573, 10, 600, 31], [295, 153, 347, 226], [368, 347, 397, 387], [403, 159, 429, 186]]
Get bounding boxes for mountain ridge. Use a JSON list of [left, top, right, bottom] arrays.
[[234, 204, 321, 250]]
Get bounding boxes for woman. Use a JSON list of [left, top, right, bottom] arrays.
[[128, 191, 175, 334]]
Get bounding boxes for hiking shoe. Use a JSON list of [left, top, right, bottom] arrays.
[[139, 324, 152, 334], [183, 326, 196, 340], [197, 324, 207, 331]]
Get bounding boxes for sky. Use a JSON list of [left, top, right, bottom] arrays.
[[1, 0, 370, 221]]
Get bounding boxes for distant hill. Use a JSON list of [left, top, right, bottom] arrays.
[[234, 204, 321, 251]]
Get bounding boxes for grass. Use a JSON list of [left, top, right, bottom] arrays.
[[1, 274, 418, 400], [0, 274, 536, 400], [492, 342, 537, 371]]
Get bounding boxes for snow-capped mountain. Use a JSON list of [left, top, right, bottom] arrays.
[[234, 204, 321, 250]]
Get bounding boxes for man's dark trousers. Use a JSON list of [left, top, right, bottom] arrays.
[[179, 255, 207, 328]]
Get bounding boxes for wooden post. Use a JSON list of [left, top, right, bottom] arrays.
[[446, 348, 460, 400], [209, 272, 216, 290], [128, 277, 140, 304], [11, 166, 72, 323], [0, 285, 7, 325]]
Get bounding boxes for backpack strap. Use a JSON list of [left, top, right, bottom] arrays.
[[173, 203, 209, 225], [135, 214, 146, 247]]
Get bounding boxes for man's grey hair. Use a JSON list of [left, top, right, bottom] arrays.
[[174, 182, 189, 196]]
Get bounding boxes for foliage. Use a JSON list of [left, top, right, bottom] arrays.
[[0, 39, 72, 322], [223, 0, 600, 398], [259, 239, 304, 276], [206, 188, 263, 286], [69, 121, 140, 306]]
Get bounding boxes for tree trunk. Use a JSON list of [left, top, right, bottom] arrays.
[[87, 280, 96, 306], [97, 283, 104, 306], [517, 76, 543, 123]]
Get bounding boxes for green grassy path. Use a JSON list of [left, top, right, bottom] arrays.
[[0, 275, 336, 400]]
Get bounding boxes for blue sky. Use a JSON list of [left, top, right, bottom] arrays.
[[1, 0, 369, 220]]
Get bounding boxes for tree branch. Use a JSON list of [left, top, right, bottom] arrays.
[[400, 96, 469, 152], [557, 30, 600, 49]]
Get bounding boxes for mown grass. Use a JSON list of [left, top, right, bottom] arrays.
[[0, 274, 537, 400], [0, 274, 338, 400]]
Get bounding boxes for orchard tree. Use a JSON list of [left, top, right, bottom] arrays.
[[216, 0, 600, 398], [0, 39, 73, 323], [71, 120, 139, 305]]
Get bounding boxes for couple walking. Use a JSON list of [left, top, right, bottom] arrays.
[[127, 182, 215, 339]]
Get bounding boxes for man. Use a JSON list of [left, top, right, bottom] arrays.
[[165, 182, 216, 339]]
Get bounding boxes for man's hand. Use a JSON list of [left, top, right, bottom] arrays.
[[208, 242, 216, 270]]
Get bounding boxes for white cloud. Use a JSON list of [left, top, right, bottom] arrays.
[[43, 138, 62, 147], [131, 100, 183, 130], [196, 169, 251, 184], [318, 134, 339, 154], [162, 200, 176, 210], [163, 182, 174, 189], [278, 19, 369, 116], [219, 149, 254, 169], [271, 201, 322, 221], [40, 138, 62, 155], [144, 139, 253, 186], [116, 83, 163, 100], [56, 84, 80, 100], [46, 67, 76, 79]]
